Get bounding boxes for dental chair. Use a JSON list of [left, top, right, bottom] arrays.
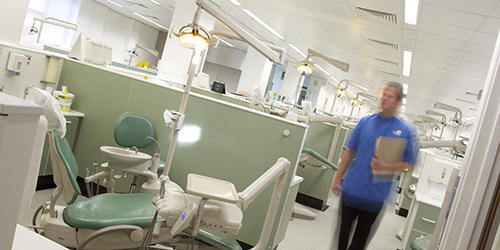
[[33, 129, 291, 250], [110, 112, 166, 192], [294, 148, 338, 220], [114, 112, 166, 172]]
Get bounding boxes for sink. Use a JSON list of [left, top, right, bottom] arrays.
[[100, 146, 151, 172]]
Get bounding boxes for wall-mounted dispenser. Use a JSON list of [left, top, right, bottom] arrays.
[[6, 52, 30, 76]]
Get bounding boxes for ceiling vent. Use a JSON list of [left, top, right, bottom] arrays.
[[380, 71, 400, 78], [356, 7, 397, 24], [367, 38, 399, 50], [374, 58, 400, 67]]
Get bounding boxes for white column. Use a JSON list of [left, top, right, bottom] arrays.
[[236, 46, 273, 96], [0, 0, 29, 45], [157, 0, 215, 84], [279, 62, 303, 102]]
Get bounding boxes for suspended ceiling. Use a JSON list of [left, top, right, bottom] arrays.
[[93, 0, 500, 122]]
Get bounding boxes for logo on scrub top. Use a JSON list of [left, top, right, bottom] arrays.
[[393, 130, 402, 136]]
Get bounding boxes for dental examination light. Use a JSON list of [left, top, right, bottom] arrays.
[[29, 17, 78, 43], [330, 79, 369, 113], [170, 0, 284, 63], [432, 101, 463, 125], [349, 92, 378, 117], [127, 43, 159, 69], [292, 49, 350, 103], [425, 109, 447, 140], [163, 0, 287, 181]]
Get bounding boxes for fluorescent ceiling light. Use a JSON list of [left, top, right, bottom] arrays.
[[330, 76, 339, 83], [213, 35, 234, 47], [315, 64, 330, 76], [403, 83, 408, 94], [229, 0, 242, 6], [403, 50, 412, 77], [402, 98, 407, 104], [149, 0, 160, 5], [405, 0, 420, 25], [242, 9, 285, 40], [288, 44, 307, 58], [106, 0, 123, 8], [134, 12, 169, 30], [401, 105, 406, 110]]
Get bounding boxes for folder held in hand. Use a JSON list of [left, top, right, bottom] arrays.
[[373, 136, 407, 176]]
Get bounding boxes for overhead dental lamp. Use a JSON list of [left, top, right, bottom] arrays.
[[295, 61, 316, 75], [169, 0, 284, 65], [294, 48, 350, 75], [330, 79, 369, 113], [292, 48, 349, 103], [29, 17, 78, 43], [350, 92, 378, 117], [127, 43, 160, 69], [432, 101, 463, 125], [336, 88, 347, 97]]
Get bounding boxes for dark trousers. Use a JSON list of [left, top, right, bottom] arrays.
[[338, 204, 380, 250]]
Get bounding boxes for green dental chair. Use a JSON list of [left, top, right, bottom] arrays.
[[33, 130, 242, 250], [114, 112, 165, 174]]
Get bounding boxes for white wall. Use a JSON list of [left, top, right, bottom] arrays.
[[202, 62, 241, 93], [1, 0, 30, 46], [77, 0, 160, 68], [205, 45, 246, 71]]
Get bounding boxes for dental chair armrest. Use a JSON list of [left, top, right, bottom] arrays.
[[300, 148, 338, 171], [77, 225, 144, 250]]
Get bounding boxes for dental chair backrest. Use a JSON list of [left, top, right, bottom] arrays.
[[48, 130, 81, 205], [114, 113, 155, 148]]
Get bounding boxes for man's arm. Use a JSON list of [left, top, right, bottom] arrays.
[[332, 147, 355, 196], [371, 153, 413, 173]]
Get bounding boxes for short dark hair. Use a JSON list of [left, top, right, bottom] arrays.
[[385, 82, 404, 100]]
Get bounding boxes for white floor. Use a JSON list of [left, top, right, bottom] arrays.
[[18, 189, 406, 250], [277, 194, 406, 250]]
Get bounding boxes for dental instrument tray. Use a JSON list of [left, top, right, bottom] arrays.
[[187, 174, 239, 203]]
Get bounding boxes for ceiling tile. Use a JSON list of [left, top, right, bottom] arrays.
[[470, 31, 499, 47], [419, 20, 476, 41], [479, 17, 500, 34], [420, 5, 485, 30], [463, 42, 495, 58], [417, 32, 468, 51], [423, 0, 498, 16], [304, 0, 353, 16], [416, 42, 461, 57]]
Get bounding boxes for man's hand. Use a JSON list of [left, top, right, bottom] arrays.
[[332, 178, 342, 196], [371, 153, 386, 171]]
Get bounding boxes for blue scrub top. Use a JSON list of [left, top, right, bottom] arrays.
[[341, 113, 418, 213]]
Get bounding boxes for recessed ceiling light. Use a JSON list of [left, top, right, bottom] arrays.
[[133, 12, 168, 30], [149, 0, 160, 5], [405, 0, 420, 25], [106, 0, 123, 8], [242, 9, 285, 40], [403, 83, 408, 94], [402, 98, 407, 104], [229, 0, 242, 6], [288, 44, 307, 58], [403, 50, 412, 76]]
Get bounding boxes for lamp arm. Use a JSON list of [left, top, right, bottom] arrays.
[[196, 0, 284, 65], [136, 44, 159, 57], [307, 49, 349, 73], [208, 30, 286, 65]]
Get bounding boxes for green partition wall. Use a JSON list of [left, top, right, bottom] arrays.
[[295, 122, 349, 210], [58, 59, 308, 249]]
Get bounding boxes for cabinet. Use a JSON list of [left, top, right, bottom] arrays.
[[401, 198, 440, 250], [38, 111, 84, 176]]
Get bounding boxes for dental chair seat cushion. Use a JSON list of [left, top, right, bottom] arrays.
[[301, 148, 337, 170], [63, 193, 160, 230]]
